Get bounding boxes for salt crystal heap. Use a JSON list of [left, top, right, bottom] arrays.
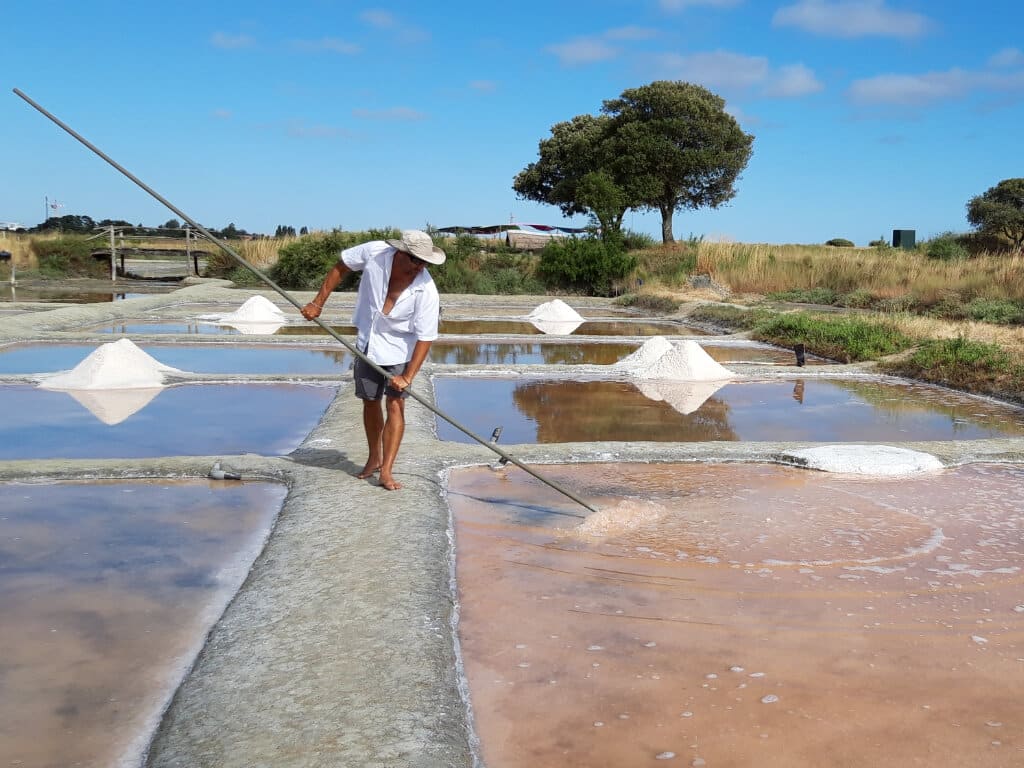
[[37, 339, 182, 425], [199, 295, 288, 334], [39, 338, 181, 391], [615, 337, 735, 415], [787, 445, 944, 476], [525, 299, 585, 335]]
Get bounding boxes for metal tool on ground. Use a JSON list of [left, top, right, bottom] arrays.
[[14, 87, 598, 516], [209, 461, 242, 481]]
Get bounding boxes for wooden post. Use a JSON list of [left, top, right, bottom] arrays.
[[109, 224, 116, 281], [185, 226, 192, 276]]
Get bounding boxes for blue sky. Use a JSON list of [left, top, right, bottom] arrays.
[[2, 0, 1021, 245]]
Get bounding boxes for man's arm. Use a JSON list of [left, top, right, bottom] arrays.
[[301, 261, 351, 320], [389, 339, 432, 392]]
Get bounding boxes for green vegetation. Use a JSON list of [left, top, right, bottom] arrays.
[[967, 178, 1024, 250], [883, 337, 1024, 403], [514, 80, 753, 244], [536, 236, 637, 296], [30, 235, 109, 278], [825, 238, 854, 247], [614, 293, 681, 313], [753, 312, 913, 363]]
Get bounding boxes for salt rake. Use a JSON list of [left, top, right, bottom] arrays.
[[14, 87, 598, 516]]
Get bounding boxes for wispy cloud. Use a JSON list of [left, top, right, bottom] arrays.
[[286, 120, 354, 139], [989, 47, 1024, 68], [469, 80, 498, 93], [773, 0, 932, 38], [360, 9, 395, 28], [546, 26, 657, 66], [650, 50, 822, 97], [546, 37, 619, 66], [212, 108, 233, 120], [211, 31, 256, 49], [289, 37, 361, 55], [848, 66, 1024, 106], [352, 107, 427, 121], [660, 0, 743, 10]]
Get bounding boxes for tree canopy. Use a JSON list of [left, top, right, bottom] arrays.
[[513, 81, 754, 244], [967, 178, 1024, 250]]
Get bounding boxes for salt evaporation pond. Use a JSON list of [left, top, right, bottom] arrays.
[[0, 342, 349, 374], [428, 340, 831, 366], [0, 479, 286, 768], [0, 383, 335, 459], [91, 321, 359, 336], [266, 319, 706, 337], [433, 377, 1024, 443], [449, 462, 1024, 768]]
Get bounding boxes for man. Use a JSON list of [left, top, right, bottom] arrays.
[[301, 229, 445, 490]]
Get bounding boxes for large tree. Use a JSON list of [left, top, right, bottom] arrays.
[[512, 114, 630, 238], [603, 81, 754, 244], [967, 178, 1024, 250]]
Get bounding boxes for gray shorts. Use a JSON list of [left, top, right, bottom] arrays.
[[353, 355, 410, 401]]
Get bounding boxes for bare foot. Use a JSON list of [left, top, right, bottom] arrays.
[[379, 472, 403, 490], [356, 461, 381, 479]]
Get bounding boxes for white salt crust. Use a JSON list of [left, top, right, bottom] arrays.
[[526, 299, 585, 323], [39, 339, 180, 391], [788, 445, 944, 476]]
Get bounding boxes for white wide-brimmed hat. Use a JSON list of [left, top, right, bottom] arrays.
[[386, 229, 446, 265]]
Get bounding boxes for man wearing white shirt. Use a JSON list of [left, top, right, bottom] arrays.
[[301, 229, 445, 490]]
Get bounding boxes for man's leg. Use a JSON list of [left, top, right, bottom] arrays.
[[357, 398, 385, 479], [379, 395, 406, 490]]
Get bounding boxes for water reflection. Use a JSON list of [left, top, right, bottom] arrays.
[[430, 342, 639, 366], [0, 383, 336, 459], [0, 480, 285, 768], [0, 286, 161, 303], [433, 377, 1024, 443]]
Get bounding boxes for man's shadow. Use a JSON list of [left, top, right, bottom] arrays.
[[287, 447, 362, 474]]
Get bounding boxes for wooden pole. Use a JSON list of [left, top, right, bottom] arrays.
[[109, 224, 116, 281]]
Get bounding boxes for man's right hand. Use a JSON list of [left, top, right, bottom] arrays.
[[301, 302, 323, 321]]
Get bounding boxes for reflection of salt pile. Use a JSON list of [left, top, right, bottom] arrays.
[[788, 445, 944, 476], [571, 499, 669, 540], [615, 337, 734, 415], [38, 339, 181, 425], [199, 295, 287, 335], [526, 299, 584, 335]]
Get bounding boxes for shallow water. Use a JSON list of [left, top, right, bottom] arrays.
[[0, 479, 285, 768], [0, 383, 336, 459], [434, 377, 1024, 443], [0, 342, 350, 374], [266, 320, 706, 337], [449, 462, 1024, 767], [0, 286, 163, 303]]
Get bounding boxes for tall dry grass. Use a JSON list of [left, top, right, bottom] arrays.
[[689, 242, 1024, 303], [0, 231, 48, 269]]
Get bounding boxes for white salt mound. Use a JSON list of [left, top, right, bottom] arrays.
[[529, 318, 584, 335], [39, 338, 180, 390], [634, 340, 734, 381], [526, 298, 584, 323], [788, 445, 944, 476], [214, 295, 286, 323], [614, 336, 674, 371]]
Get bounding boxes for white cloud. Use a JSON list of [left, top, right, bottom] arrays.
[[660, 0, 743, 10], [989, 47, 1024, 68], [772, 0, 931, 38], [848, 67, 1024, 106], [764, 63, 824, 97], [211, 32, 255, 49], [655, 50, 769, 90], [605, 25, 659, 41], [360, 9, 395, 28], [546, 38, 619, 66], [289, 37, 361, 55], [352, 107, 427, 121]]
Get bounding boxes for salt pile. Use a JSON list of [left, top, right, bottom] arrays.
[[198, 296, 288, 334], [635, 379, 728, 415], [39, 338, 181, 391], [787, 445, 944, 476], [635, 340, 734, 381], [613, 336, 674, 372], [526, 299, 584, 323], [614, 338, 734, 415]]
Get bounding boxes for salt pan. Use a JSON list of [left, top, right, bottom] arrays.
[[39, 339, 180, 391]]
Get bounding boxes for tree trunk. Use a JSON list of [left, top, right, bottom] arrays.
[[660, 204, 674, 244]]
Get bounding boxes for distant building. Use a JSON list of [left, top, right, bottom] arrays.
[[0, 222, 26, 231]]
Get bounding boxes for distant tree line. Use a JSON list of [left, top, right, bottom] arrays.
[[26, 214, 310, 240]]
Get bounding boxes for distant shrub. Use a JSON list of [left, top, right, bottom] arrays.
[[614, 293, 680, 314], [964, 297, 1024, 325], [537, 236, 637, 296], [868, 236, 890, 248], [825, 238, 854, 247], [621, 229, 657, 250], [270, 232, 363, 290], [924, 232, 969, 261], [31, 236, 108, 278]]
